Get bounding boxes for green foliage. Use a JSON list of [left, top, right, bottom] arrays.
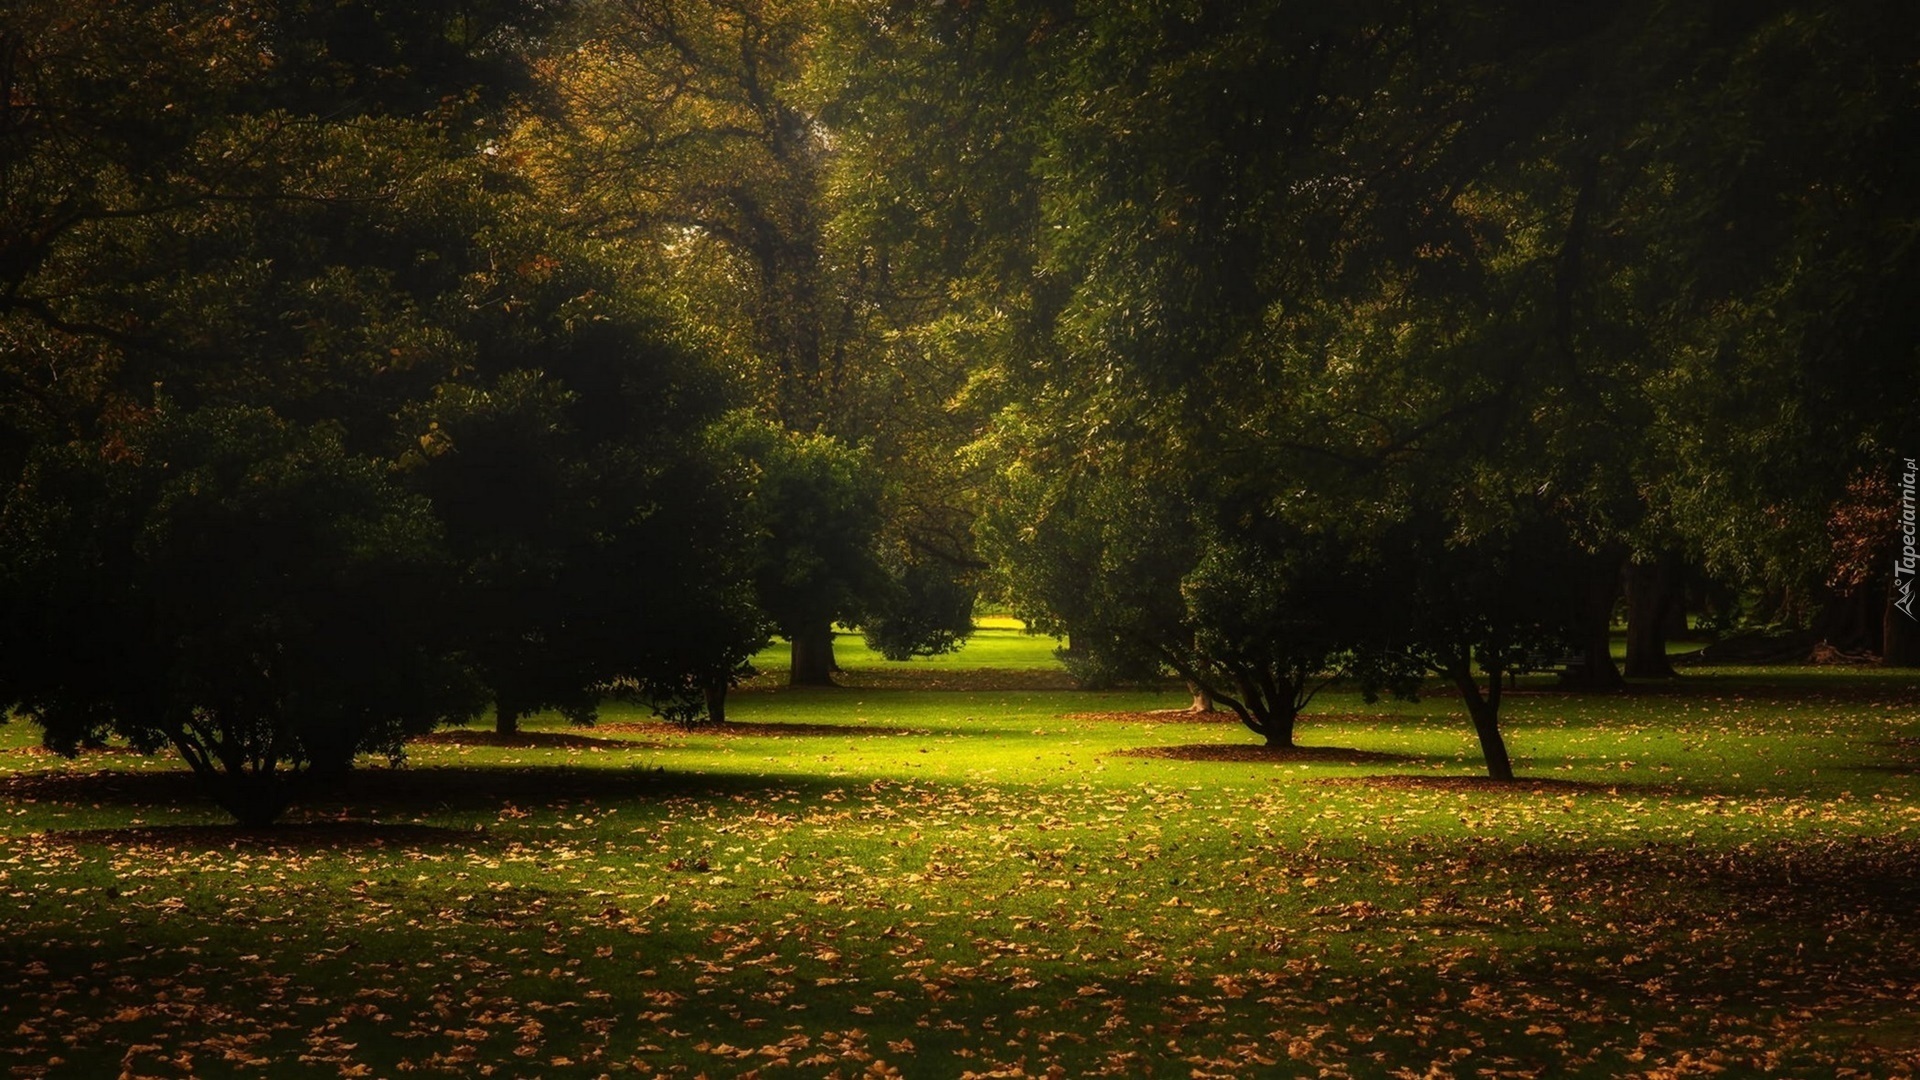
[[1, 0, 1912, 801], [977, 433, 1385, 744], [0, 404, 482, 824], [975, 444, 1182, 690], [399, 242, 764, 730], [0, 2, 767, 812], [861, 554, 976, 662], [847, 0, 1920, 754], [0, 0, 559, 437], [719, 416, 887, 643]]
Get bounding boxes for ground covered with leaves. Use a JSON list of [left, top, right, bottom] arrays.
[[2, 633, 1918, 1078]]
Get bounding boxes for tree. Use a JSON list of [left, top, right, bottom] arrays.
[[1383, 503, 1588, 780], [720, 416, 886, 685], [0, 2, 767, 815], [539, 0, 845, 430], [978, 427, 1386, 748], [861, 549, 976, 662], [0, 405, 482, 825], [0, 1, 557, 823], [398, 226, 766, 731], [1628, 0, 1920, 661], [535, 0, 992, 673], [0, 0, 561, 437]]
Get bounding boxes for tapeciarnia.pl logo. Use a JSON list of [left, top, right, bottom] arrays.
[[1898, 457, 1918, 621]]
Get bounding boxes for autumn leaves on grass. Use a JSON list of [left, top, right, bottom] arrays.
[[1076, 709, 1418, 769], [1075, 709, 1674, 790]]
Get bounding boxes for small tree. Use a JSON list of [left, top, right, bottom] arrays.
[[862, 551, 977, 662], [976, 457, 1186, 691], [720, 417, 888, 686], [0, 405, 483, 825], [1176, 523, 1384, 749], [982, 452, 1377, 747], [1390, 505, 1588, 781]]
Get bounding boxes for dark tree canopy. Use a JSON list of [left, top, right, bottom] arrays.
[[0, 0, 767, 821], [0, 405, 479, 824], [719, 416, 887, 685], [1, 0, 1913, 815]]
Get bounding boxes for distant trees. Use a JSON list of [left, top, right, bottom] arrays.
[[534, 0, 985, 677], [861, 552, 976, 663]]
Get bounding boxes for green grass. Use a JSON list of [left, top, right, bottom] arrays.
[[747, 618, 1073, 684], [2, 632, 1919, 1078]]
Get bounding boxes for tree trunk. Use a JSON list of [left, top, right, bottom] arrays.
[[1623, 554, 1680, 679], [703, 679, 730, 725], [1884, 582, 1920, 667], [303, 721, 358, 787], [1257, 707, 1297, 749], [1233, 675, 1296, 748], [1186, 680, 1217, 714], [1815, 583, 1884, 655], [1566, 552, 1625, 689], [1662, 585, 1690, 639], [210, 772, 292, 828], [1262, 724, 1296, 749], [495, 701, 520, 736], [1448, 657, 1514, 781], [789, 620, 837, 686], [305, 747, 355, 787]]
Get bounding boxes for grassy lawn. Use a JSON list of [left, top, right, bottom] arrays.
[[3, 628, 1919, 1077]]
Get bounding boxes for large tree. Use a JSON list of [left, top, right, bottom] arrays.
[[0, 405, 481, 825], [0, 1, 766, 816], [397, 224, 766, 733], [1628, 0, 1920, 661]]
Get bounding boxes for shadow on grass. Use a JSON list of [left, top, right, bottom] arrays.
[[1498, 833, 1920, 907], [43, 821, 483, 850], [1851, 738, 1920, 775], [1061, 709, 1243, 725], [598, 719, 933, 738], [1107, 743, 1423, 765], [414, 730, 664, 750], [741, 668, 1080, 692], [3, 760, 894, 822]]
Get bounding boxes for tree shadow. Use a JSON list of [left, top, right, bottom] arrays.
[[1061, 709, 1244, 725], [412, 730, 665, 750], [44, 821, 484, 850], [1851, 738, 1920, 775], [1106, 743, 1424, 765], [4, 760, 901, 822], [3, 767, 205, 805], [739, 668, 1079, 692], [597, 719, 932, 738]]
